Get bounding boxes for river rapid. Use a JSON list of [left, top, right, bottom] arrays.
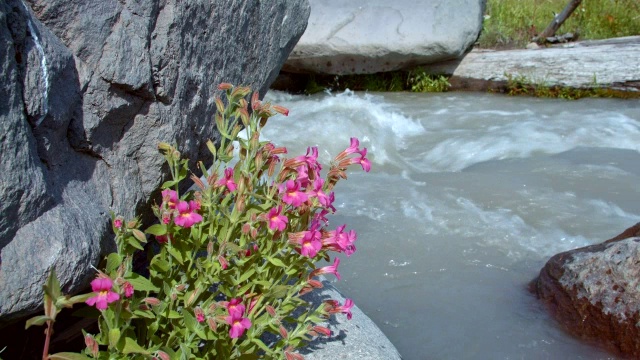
[[263, 90, 640, 360]]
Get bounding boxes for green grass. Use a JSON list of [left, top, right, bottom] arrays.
[[503, 73, 640, 99], [479, 0, 640, 48], [299, 70, 450, 95]]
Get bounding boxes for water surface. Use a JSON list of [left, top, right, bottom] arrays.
[[263, 90, 640, 359]]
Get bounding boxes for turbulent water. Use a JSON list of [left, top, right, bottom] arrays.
[[263, 90, 640, 360]]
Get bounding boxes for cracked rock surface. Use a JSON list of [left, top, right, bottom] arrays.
[[282, 0, 486, 75], [0, 0, 309, 322]]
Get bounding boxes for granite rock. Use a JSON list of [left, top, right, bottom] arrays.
[[531, 223, 640, 358], [282, 0, 486, 75], [0, 0, 310, 322]]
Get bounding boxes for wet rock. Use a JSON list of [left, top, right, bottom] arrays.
[[531, 222, 640, 358], [0, 0, 310, 323], [282, 0, 486, 75]]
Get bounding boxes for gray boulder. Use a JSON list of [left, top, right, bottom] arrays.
[[282, 0, 486, 75], [531, 223, 640, 358], [302, 279, 402, 360], [0, 0, 310, 323]]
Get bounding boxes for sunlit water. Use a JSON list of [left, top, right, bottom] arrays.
[[262, 90, 640, 360]]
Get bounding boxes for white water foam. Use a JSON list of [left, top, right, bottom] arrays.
[[21, 1, 49, 126], [263, 90, 426, 166]]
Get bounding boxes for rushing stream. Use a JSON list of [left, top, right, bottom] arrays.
[[263, 90, 640, 359]]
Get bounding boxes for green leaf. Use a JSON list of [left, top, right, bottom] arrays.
[[150, 256, 170, 273], [48, 353, 92, 360], [126, 273, 159, 292], [108, 328, 121, 348], [57, 293, 93, 308], [24, 315, 52, 329], [126, 236, 145, 251], [267, 285, 289, 298], [132, 309, 155, 319], [168, 310, 182, 319], [183, 310, 197, 332], [161, 180, 178, 189], [122, 337, 150, 355], [238, 267, 256, 284], [167, 246, 184, 265], [105, 253, 122, 274], [266, 257, 286, 268], [44, 268, 62, 301], [252, 338, 273, 355], [145, 223, 167, 236]]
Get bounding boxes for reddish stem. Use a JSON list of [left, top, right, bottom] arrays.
[[42, 320, 52, 360]]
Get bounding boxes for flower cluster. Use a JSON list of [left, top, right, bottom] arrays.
[[30, 84, 370, 360]]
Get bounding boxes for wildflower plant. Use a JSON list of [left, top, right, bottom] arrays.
[[27, 84, 370, 359]]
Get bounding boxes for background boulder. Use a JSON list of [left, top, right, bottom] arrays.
[[282, 0, 486, 75], [0, 0, 310, 323], [531, 223, 640, 358]]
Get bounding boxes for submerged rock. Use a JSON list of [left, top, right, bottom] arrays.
[[0, 0, 310, 323], [531, 223, 640, 358], [282, 0, 486, 75]]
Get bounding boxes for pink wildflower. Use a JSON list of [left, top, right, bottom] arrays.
[[295, 147, 320, 171], [226, 313, 252, 339], [85, 277, 119, 310], [161, 189, 179, 209], [335, 298, 354, 320], [226, 298, 245, 318], [267, 205, 288, 232], [310, 257, 341, 281], [195, 307, 205, 323], [173, 200, 203, 228], [123, 281, 134, 298], [156, 234, 172, 244], [225, 299, 251, 338], [356, 148, 371, 172], [310, 178, 332, 209], [300, 227, 322, 258], [216, 168, 237, 192], [279, 180, 308, 207], [323, 225, 357, 256], [296, 166, 310, 187], [113, 217, 123, 230], [346, 137, 360, 154]]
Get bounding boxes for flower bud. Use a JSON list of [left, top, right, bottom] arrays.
[[157, 142, 172, 151], [279, 325, 289, 339], [251, 91, 261, 111], [85, 334, 99, 357], [218, 83, 233, 91], [143, 297, 161, 306], [175, 284, 187, 292], [207, 317, 218, 331], [186, 289, 200, 308], [273, 105, 289, 116], [266, 305, 277, 317], [156, 351, 171, 360], [190, 174, 206, 191], [218, 255, 229, 270], [172, 150, 181, 160], [312, 325, 332, 337]]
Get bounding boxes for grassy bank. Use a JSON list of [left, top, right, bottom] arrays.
[[479, 0, 640, 49]]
